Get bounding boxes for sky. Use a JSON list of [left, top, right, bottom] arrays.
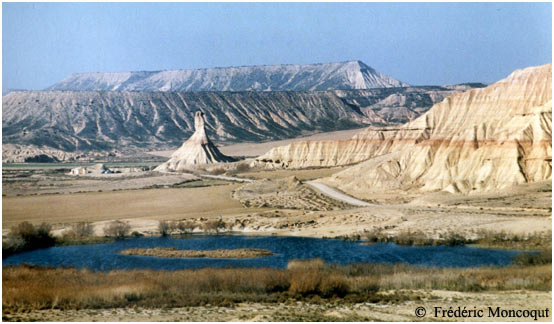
[[2, 2, 552, 90]]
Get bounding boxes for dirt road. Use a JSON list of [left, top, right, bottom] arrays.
[[305, 181, 372, 207]]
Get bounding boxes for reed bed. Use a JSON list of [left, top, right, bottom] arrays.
[[119, 247, 273, 258], [3, 260, 550, 312]]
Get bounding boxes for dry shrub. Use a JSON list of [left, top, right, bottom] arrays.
[[361, 229, 471, 247], [178, 221, 197, 234], [158, 220, 170, 236], [70, 222, 94, 238], [209, 168, 226, 175], [168, 221, 179, 232], [103, 221, 131, 239], [318, 275, 349, 297], [235, 163, 250, 173], [348, 276, 380, 294], [474, 230, 552, 250], [513, 249, 552, 266], [288, 270, 349, 297], [288, 259, 349, 297], [202, 219, 226, 233], [288, 270, 323, 295], [3, 222, 55, 256]]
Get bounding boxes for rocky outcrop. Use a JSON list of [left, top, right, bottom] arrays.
[[3, 87, 468, 154], [257, 64, 552, 195], [46, 61, 409, 91], [155, 111, 235, 171]]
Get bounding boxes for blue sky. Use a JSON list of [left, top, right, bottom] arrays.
[[2, 2, 552, 90]]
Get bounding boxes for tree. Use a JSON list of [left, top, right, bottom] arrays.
[[104, 220, 131, 239], [71, 222, 94, 237], [159, 220, 171, 236]]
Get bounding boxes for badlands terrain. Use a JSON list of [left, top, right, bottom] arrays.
[[2, 62, 552, 321], [2, 60, 483, 162], [46, 60, 410, 91]]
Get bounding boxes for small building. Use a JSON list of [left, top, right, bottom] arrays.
[[69, 166, 86, 175]]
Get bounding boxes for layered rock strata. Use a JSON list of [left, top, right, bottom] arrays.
[[256, 64, 552, 195], [3, 87, 469, 155], [46, 60, 409, 91]]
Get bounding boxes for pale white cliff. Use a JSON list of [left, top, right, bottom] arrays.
[[155, 111, 235, 171], [46, 61, 409, 91]]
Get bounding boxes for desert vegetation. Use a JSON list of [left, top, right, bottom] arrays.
[[356, 229, 468, 247], [2, 221, 113, 257], [103, 220, 131, 239], [59, 222, 113, 246], [2, 221, 56, 257], [3, 259, 551, 314], [202, 219, 227, 233], [156, 219, 230, 235], [354, 228, 552, 250]]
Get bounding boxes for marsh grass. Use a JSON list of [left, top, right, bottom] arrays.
[[471, 230, 552, 250], [3, 260, 550, 313], [351, 229, 470, 246], [357, 229, 552, 250]]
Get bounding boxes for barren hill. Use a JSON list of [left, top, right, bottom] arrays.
[[2, 87, 467, 158], [46, 61, 409, 92], [256, 64, 552, 195]]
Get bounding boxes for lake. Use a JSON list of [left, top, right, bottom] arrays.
[[2, 235, 521, 271]]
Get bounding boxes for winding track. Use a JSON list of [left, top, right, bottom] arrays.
[[159, 169, 369, 206], [305, 181, 372, 207]]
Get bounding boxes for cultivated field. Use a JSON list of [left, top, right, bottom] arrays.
[[2, 183, 269, 229]]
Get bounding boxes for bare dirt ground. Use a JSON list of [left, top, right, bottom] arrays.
[[2, 183, 268, 231], [4, 290, 550, 322], [2, 169, 199, 196], [2, 168, 551, 239]]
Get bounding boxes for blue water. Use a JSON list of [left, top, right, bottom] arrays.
[[2, 235, 520, 271]]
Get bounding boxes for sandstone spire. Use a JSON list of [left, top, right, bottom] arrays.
[[155, 111, 235, 172]]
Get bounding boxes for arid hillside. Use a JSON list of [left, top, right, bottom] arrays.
[[257, 64, 552, 195], [3, 86, 473, 162], [46, 60, 409, 91]]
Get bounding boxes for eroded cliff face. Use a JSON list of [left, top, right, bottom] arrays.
[[155, 111, 235, 171], [2, 87, 464, 160], [257, 64, 552, 195]]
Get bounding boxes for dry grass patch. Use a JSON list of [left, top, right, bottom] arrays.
[[120, 247, 273, 258], [3, 260, 550, 313]]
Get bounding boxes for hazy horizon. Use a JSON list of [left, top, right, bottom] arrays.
[[3, 2, 552, 91]]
